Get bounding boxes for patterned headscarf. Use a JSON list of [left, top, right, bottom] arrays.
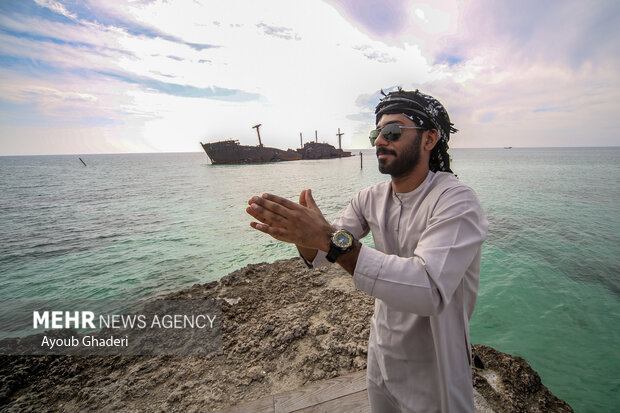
[[375, 88, 457, 144], [375, 88, 457, 173]]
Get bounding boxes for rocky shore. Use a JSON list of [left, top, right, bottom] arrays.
[[0, 258, 573, 412]]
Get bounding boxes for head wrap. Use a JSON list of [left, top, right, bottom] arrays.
[[374, 88, 457, 144], [374, 88, 457, 173]]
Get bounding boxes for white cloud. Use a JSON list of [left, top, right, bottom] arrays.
[[1, 0, 445, 154], [34, 0, 78, 20], [1, 0, 618, 155], [426, 62, 620, 148]]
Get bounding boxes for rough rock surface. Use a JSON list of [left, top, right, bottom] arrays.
[[0, 258, 572, 412], [471, 345, 573, 412]]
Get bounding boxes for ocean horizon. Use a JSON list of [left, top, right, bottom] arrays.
[[1, 147, 618, 412], [2, 144, 619, 158]]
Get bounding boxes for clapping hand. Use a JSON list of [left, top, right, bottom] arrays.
[[246, 189, 333, 252]]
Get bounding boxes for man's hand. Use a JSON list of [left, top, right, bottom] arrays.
[[246, 189, 334, 252]]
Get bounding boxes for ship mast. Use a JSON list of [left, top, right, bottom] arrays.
[[252, 124, 263, 147], [336, 128, 344, 150]]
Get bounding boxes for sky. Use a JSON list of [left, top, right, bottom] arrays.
[[0, 0, 619, 155]]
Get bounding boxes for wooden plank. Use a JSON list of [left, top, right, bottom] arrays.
[[274, 371, 367, 413], [210, 369, 495, 413], [215, 394, 274, 413], [296, 389, 370, 413]]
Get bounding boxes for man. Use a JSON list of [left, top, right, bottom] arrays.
[[246, 88, 488, 412]]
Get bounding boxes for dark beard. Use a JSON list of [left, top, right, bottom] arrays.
[[377, 133, 422, 178]]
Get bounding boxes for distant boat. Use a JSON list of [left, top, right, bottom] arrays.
[[504, 146, 513, 149]]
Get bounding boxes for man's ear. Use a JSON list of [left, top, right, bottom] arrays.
[[423, 129, 439, 151]]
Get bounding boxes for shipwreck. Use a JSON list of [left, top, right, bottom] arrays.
[[201, 125, 351, 165]]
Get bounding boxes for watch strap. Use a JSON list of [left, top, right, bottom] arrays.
[[326, 245, 340, 263]]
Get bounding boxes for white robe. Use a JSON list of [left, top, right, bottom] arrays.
[[312, 171, 488, 412]]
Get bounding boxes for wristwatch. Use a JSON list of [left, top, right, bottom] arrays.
[[326, 229, 355, 263]]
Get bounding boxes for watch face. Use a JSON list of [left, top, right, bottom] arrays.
[[333, 231, 353, 249]]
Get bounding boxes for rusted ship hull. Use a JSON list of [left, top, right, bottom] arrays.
[[297, 142, 352, 159], [201, 140, 302, 164]]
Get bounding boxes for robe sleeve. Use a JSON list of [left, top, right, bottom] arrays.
[[353, 186, 488, 315]]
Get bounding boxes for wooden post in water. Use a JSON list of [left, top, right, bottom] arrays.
[[336, 128, 344, 150], [252, 124, 263, 147], [79, 157, 87, 167], [360, 152, 363, 169]]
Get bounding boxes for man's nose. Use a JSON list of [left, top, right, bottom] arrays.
[[374, 131, 389, 146]]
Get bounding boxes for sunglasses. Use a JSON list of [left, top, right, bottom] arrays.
[[369, 124, 427, 146]]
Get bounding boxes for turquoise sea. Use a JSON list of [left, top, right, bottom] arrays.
[[0, 147, 618, 412]]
